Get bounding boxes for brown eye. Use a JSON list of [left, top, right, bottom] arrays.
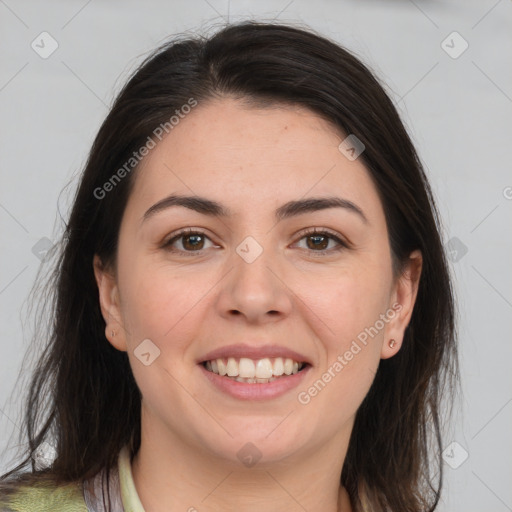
[[294, 228, 347, 255], [163, 229, 216, 254], [181, 233, 205, 250], [306, 234, 330, 250]]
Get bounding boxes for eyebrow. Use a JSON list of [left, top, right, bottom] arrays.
[[142, 194, 368, 224]]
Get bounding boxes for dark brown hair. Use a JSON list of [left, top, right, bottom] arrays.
[[0, 20, 458, 511]]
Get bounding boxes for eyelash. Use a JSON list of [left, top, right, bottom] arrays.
[[162, 227, 348, 257]]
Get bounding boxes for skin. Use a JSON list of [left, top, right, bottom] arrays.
[[94, 97, 422, 512]]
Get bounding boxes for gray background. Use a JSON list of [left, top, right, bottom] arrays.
[[1, 1, 511, 510]]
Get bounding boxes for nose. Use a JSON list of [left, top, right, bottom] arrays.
[[215, 247, 293, 325]]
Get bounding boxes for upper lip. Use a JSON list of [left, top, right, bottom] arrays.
[[198, 344, 312, 365]]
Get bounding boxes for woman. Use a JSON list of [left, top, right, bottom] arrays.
[[0, 20, 458, 512]]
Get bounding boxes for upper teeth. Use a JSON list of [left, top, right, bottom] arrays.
[[205, 357, 304, 378]]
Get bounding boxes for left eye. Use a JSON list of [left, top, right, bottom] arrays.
[[294, 229, 346, 253]]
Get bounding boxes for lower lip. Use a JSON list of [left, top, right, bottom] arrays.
[[199, 363, 311, 401]]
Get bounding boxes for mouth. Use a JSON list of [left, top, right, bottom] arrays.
[[197, 344, 312, 400], [201, 356, 309, 384]]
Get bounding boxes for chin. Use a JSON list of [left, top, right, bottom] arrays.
[[199, 420, 311, 466]]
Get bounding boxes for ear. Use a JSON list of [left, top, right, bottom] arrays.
[[93, 254, 127, 352], [381, 250, 422, 359]]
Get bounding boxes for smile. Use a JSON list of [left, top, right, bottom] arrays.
[[200, 356, 311, 400], [203, 357, 306, 383]]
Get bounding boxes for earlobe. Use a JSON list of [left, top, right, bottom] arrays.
[[93, 254, 127, 352], [381, 250, 422, 359]]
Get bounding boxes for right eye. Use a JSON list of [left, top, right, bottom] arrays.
[[162, 228, 218, 255]]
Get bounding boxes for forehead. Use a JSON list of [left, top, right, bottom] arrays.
[[128, 98, 382, 221], [167, 97, 344, 154]]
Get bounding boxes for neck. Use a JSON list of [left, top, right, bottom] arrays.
[[131, 408, 354, 512]]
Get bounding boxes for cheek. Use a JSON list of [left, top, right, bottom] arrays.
[[116, 261, 209, 397], [117, 253, 215, 347], [296, 274, 388, 425], [298, 260, 391, 417], [297, 261, 392, 345]]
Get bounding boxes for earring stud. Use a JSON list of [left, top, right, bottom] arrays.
[[111, 330, 116, 337], [389, 339, 397, 348]]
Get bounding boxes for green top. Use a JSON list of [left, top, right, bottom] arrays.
[[0, 445, 145, 512]]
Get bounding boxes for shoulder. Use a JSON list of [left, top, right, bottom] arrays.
[[0, 480, 87, 512]]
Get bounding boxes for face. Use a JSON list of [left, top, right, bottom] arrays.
[[94, 97, 421, 467]]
